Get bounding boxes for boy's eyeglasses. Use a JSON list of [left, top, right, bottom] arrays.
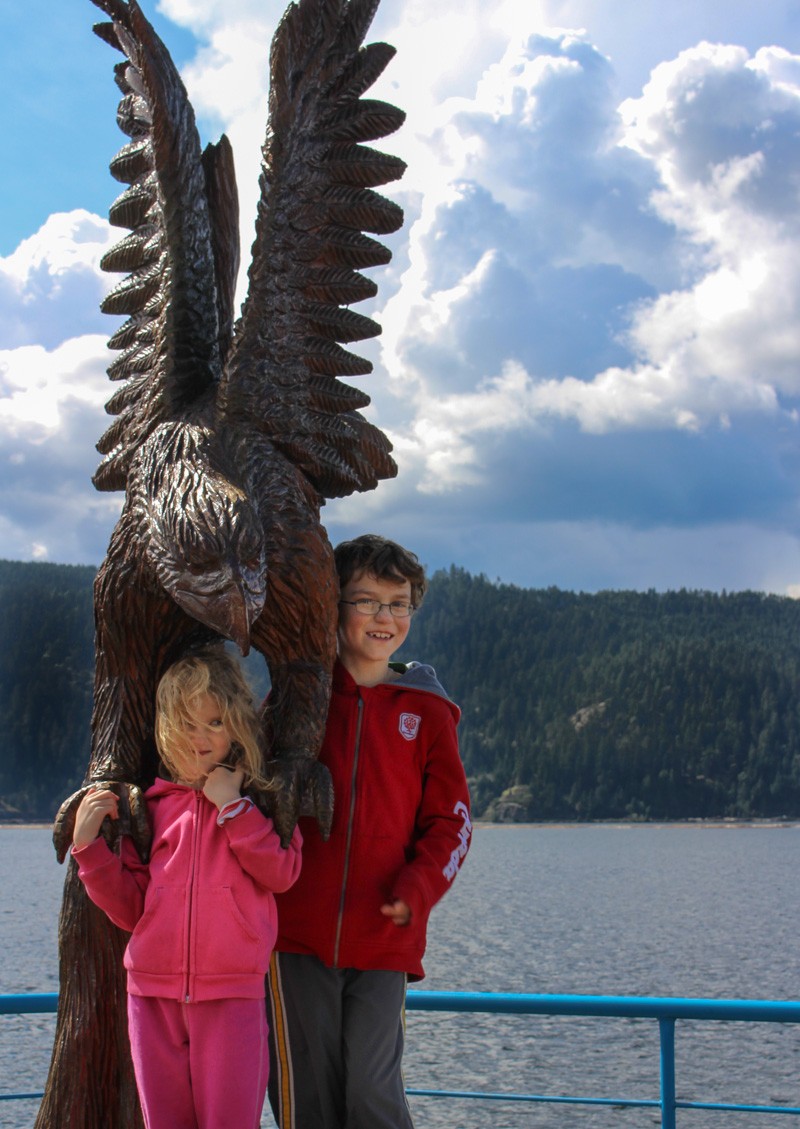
[[339, 599, 416, 618]]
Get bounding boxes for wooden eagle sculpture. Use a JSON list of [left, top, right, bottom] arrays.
[[38, 0, 404, 1124]]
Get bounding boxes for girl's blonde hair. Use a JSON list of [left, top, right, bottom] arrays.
[[155, 648, 269, 790]]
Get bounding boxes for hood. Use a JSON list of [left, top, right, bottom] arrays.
[[145, 776, 196, 801], [333, 658, 461, 723], [390, 660, 449, 699]]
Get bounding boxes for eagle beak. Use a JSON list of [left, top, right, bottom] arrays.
[[172, 571, 265, 655], [225, 585, 256, 656]]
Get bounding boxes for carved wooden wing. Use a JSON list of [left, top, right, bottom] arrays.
[[223, 0, 405, 499], [90, 0, 239, 493]]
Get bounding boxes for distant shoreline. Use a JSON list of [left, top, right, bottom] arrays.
[[475, 818, 800, 830], [0, 822, 53, 830], [3, 817, 798, 832]]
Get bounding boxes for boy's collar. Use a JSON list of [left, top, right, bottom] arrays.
[[333, 656, 408, 689]]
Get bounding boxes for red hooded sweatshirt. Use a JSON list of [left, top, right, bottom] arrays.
[[274, 659, 472, 980], [74, 778, 302, 1002]]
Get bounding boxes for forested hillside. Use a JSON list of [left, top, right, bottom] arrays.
[[3, 558, 800, 822], [0, 560, 95, 819], [398, 568, 800, 821]]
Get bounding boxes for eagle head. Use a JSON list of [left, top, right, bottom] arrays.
[[139, 423, 267, 653]]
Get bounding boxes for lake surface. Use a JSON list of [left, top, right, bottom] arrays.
[[1, 823, 799, 1128]]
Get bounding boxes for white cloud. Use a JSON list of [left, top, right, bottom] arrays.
[[0, 214, 121, 564], [0, 337, 107, 435], [0, 335, 120, 539], [2, 210, 112, 285], [368, 30, 800, 510], [0, 211, 116, 349], [616, 44, 800, 406]]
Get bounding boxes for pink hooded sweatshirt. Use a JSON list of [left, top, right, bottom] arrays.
[[74, 777, 302, 1002]]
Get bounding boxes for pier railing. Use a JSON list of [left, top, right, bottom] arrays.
[[3, 990, 800, 1126], [406, 990, 800, 1126]]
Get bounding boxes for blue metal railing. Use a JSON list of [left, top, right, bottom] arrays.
[[405, 991, 800, 1125], [4, 990, 800, 1125]]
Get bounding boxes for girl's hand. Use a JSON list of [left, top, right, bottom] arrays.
[[203, 764, 245, 810], [72, 787, 119, 851]]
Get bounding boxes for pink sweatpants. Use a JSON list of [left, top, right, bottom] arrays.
[[128, 995, 268, 1129]]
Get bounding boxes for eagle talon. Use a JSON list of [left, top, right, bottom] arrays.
[[53, 781, 152, 864], [259, 756, 333, 848]]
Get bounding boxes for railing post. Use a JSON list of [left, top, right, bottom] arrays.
[[659, 1017, 676, 1129]]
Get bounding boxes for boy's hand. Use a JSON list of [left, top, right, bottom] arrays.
[[380, 899, 411, 927], [72, 787, 119, 851], [203, 764, 245, 810]]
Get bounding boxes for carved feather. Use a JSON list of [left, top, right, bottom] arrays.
[[100, 227, 160, 273], [329, 40, 397, 101], [307, 374, 371, 412], [109, 138, 152, 183]]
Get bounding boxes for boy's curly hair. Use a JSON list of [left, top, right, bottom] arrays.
[[333, 534, 428, 608]]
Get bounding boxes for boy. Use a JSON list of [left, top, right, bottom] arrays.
[[267, 534, 472, 1129]]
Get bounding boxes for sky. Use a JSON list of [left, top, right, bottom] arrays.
[[3, 0, 800, 594]]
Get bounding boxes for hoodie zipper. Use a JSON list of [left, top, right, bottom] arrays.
[[333, 694, 363, 967], [183, 790, 202, 1002]]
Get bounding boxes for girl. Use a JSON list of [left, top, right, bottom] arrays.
[[72, 647, 302, 1129]]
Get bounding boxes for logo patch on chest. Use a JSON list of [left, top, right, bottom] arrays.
[[398, 712, 421, 741]]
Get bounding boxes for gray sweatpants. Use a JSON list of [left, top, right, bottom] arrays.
[[266, 952, 415, 1129]]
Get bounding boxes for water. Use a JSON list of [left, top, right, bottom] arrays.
[[2, 823, 800, 1127], [409, 823, 800, 1128], [0, 827, 61, 1127]]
